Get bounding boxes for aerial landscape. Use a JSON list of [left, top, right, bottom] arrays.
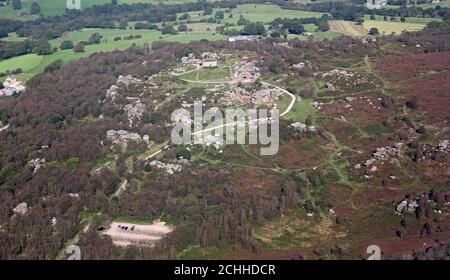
[[0, 0, 449, 262]]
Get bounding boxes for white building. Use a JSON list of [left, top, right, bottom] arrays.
[[66, 0, 81, 10], [228, 35, 256, 42], [366, 0, 387, 9]]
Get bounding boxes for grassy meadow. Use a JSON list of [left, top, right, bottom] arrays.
[[0, 28, 225, 81], [0, 0, 201, 18]]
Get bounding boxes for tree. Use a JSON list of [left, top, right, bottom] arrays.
[[241, 22, 266, 36], [116, 156, 127, 177], [12, 0, 21, 10], [287, 22, 305, 35], [111, 0, 117, 5], [237, 16, 249, 26], [60, 40, 74, 50], [176, 147, 191, 160], [369, 27, 379, 35], [203, 6, 213, 16], [214, 11, 224, 20], [34, 39, 52, 55], [406, 96, 418, 109], [88, 33, 102, 44], [177, 24, 188, 32], [161, 25, 177, 35], [179, 13, 191, 20], [74, 42, 85, 53], [270, 30, 281, 38], [400, 16, 406, 22], [30, 2, 40, 15]]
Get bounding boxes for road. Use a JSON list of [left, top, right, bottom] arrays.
[[111, 180, 128, 198], [191, 81, 297, 136], [143, 144, 170, 161], [260, 81, 297, 117], [0, 124, 9, 132], [90, 161, 111, 174]]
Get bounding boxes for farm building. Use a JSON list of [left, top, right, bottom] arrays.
[[228, 35, 256, 42]]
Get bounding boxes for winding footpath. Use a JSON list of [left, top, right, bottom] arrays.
[[191, 81, 298, 136]]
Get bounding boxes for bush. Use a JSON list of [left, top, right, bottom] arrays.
[[12, 0, 21, 10], [73, 42, 85, 53], [179, 13, 191, 20], [161, 25, 177, 35], [178, 24, 188, 32], [59, 40, 74, 50], [176, 147, 191, 160], [30, 2, 40, 15], [34, 39, 52, 55], [237, 16, 249, 26], [369, 27, 379, 35], [134, 22, 157, 29], [241, 22, 266, 36], [406, 96, 418, 109], [11, 68, 22, 74], [88, 33, 102, 44]]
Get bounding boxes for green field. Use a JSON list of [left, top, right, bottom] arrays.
[[0, 53, 43, 80], [0, 0, 200, 18], [363, 19, 427, 35], [180, 66, 230, 81], [1, 28, 225, 81], [287, 31, 341, 41], [174, 22, 222, 33], [364, 15, 441, 25], [177, 4, 325, 24], [0, 3, 330, 82]]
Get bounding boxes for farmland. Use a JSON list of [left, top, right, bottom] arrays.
[[363, 20, 427, 35], [0, 3, 329, 81], [329, 20, 366, 37], [176, 4, 325, 24], [0, 0, 200, 18], [329, 16, 437, 37], [0, 29, 225, 82]]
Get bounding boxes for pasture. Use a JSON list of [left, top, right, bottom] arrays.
[[363, 20, 426, 35], [0, 0, 200, 17], [329, 20, 367, 37], [177, 4, 325, 24], [1, 29, 225, 81]]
